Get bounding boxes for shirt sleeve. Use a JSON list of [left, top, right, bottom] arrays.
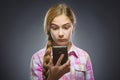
[[85, 54, 94, 80], [30, 54, 43, 80]]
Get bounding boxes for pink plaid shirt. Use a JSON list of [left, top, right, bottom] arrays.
[[30, 44, 94, 80]]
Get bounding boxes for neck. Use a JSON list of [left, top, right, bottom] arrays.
[[67, 42, 72, 52]]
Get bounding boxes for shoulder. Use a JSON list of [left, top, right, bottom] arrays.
[[73, 45, 89, 61], [31, 48, 46, 61], [30, 48, 46, 71], [74, 45, 88, 56]]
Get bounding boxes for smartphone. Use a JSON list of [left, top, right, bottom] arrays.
[[52, 46, 68, 65]]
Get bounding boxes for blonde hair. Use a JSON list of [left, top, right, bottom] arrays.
[[42, 3, 76, 80]]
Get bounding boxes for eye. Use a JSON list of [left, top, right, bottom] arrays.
[[63, 24, 71, 30], [50, 24, 59, 30]]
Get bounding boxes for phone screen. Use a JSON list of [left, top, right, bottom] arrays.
[[52, 46, 68, 65]]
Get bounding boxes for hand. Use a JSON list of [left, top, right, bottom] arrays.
[[47, 54, 70, 80]]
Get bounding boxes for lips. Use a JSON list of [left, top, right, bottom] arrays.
[[58, 39, 67, 42]]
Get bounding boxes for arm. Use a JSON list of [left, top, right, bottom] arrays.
[[85, 54, 94, 80], [30, 54, 43, 80]]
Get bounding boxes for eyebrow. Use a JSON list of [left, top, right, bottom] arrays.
[[50, 23, 58, 26], [50, 23, 71, 27], [62, 23, 71, 26]]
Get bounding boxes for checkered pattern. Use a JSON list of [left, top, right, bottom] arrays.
[[30, 44, 94, 80]]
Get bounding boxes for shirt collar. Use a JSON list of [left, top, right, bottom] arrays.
[[68, 43, 79, 58]]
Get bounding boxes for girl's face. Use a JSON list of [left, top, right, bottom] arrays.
[[50, 14, 74, 46]]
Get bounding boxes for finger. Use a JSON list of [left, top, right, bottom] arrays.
[[56, 54, 64, 66], [59, 59, 70, 75], [65, 59, 70, 72], [60, 59, 70, 69], [48, 57, 54, 68], [47, 69, 50, 75], [66, 59, 70, 65]]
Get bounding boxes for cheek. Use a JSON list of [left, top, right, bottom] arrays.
[[65, 30, 72, 37], [50, 31, 57, 40]]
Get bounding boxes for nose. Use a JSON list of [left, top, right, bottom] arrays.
[[58, 28, 64, 38]]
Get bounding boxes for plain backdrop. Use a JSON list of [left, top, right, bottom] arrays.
[[0, 0, 119, 80]]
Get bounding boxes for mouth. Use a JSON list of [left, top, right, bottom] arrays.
[[58, 39, 67, 42]]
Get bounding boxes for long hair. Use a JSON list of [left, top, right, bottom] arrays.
[[42, 3, 76, 80]]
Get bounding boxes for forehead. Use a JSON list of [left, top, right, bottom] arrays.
[[51, 14, 71, 26]]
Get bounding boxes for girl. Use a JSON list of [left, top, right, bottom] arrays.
[[31, 3, 94, 80]]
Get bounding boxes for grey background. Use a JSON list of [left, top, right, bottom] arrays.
[[0, 0, 119, 80]]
